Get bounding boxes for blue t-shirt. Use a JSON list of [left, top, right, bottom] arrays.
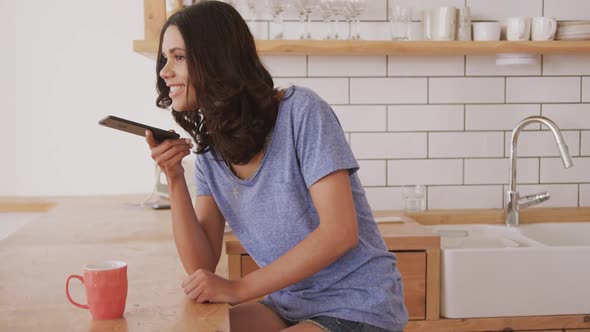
[[195, 86, 408, 331]]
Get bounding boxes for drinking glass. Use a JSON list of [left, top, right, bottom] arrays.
[[270, 0, 289, 39], [390, 5, 412, 40], [347, 0, 367, 40], [295, 0, 317, 39], [330, 0, 347, 40], [319, 0, 334, 39], [402, 185, 426, 212]]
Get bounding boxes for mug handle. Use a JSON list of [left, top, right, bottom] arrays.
[[66, 274, 89, 309], [548, 19, 557, 36]]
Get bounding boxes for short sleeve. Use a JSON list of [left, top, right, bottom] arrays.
[[195, 155, 212, 196], [295, 99, 359, 188]]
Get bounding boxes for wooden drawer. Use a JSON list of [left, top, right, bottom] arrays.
[[236, 251, 426, 320]]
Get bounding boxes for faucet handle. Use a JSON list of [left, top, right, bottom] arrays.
[[518, 191, 550, 209]]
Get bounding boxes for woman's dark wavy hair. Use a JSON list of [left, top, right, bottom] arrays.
[[155, 1, 279, 165]]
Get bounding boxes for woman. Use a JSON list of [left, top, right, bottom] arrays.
[[146, 2, 408, 331]]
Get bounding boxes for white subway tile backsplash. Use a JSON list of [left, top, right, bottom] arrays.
[[506, 77, 581, 103], [503, 184, 579, 208], [429, 185, 503, 209], [387, 159, 463, 186], [464, 158, 539, 185], [466, 56, 541, 76], [429, 78, 505, 104], [544, 0, 590, 20], [584, 77, 590, 102], [359, 0, 388, 21], [246, 21, 269, 40], [504, 131, 580, 157], [351, 78, 427, 104], [581, 184, 590, 207], [261, 55, 306, 77], [356, 22, 391, 40], [274, 78, 349, 104], [467, 0, 542, 21], [388, 105, 464, 131], [308, 56, 386, 77], [333, 105, 387, 132], [257, 0, 590, 210], [357, 160, 387, 186], [429, 132, 504, 158], [542, 104, 590, 130], [365, 187, 404, 210], [466, 104, 541, 131], [351, 133, 427, 159], [541, 157, 590, 183], [582, 131, 590, 156], [388, 56, 464, 77], [543, 55, 590, 76]]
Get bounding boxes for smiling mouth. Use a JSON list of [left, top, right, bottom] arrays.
[[169, 85, 184, 98]]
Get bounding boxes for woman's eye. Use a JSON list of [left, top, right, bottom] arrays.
[[175, 55, 185, 61]]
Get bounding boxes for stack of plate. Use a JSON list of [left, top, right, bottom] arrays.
[[556, 21, 590, 40]]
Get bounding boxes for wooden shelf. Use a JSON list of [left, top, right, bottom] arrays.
[[134, 39, 590, 56]]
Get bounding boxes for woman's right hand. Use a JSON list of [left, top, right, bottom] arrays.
[[146, 130, 193, 181]]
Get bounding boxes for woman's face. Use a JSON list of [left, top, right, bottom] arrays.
[[160, 25, 198, 112]]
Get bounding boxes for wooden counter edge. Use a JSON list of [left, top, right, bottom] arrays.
[[374, 207, 590, 225], [0, 201, 56, 213]]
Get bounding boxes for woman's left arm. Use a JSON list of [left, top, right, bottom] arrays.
[[181, 169, 359, 305]]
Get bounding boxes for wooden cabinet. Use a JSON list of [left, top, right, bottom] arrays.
[[225, 220, 441, 322], [231, 251, 428, 320]]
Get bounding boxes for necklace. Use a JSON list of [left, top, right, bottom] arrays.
[[229, 128, 274, 199]]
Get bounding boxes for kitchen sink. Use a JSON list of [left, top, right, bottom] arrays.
[[518, 222, 590, 246], [426, 222, 590, 318]]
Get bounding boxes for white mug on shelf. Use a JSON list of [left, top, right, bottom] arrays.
[[430, 6, 457, 40], [532, 17, 557, 41], [505, 17, 531, 41], [472, 22, 501, 41]]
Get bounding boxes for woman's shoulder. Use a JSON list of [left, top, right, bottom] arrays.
[[283, 85, 325, 106], [280, 85, 331, 121]]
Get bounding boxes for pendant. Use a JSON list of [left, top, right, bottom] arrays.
[[232, 186, 239, 199]]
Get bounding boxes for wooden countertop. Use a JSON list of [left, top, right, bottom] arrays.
[[0, 195, 229, 332]]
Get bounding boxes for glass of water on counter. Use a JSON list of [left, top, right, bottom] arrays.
[[402, 185, 426, 212]]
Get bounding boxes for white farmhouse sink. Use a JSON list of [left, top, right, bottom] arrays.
[[519, 222, 590, 246], [427, 223, 590, 318]]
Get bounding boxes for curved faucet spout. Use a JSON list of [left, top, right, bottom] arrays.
[[509, 116, 573, 193], [506, 116, 574, 227]]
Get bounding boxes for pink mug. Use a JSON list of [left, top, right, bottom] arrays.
[[66, 260, 128, 320]]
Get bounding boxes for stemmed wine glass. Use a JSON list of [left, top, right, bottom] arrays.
[[319, 0, 334, 39], [347, 0, 367, 40], [329, 0, 347, 40], [294, 0, 318, 40], [270, 0, 289, 39]]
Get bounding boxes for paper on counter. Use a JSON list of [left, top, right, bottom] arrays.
[[374, 216, 405, 223]]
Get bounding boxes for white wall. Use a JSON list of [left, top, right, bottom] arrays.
[[0, 0, 185, 196], [2, 0, 589, 210]]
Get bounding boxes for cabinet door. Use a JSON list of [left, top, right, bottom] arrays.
[[394, 251, 426, 320], [239, 251, 427, 320]]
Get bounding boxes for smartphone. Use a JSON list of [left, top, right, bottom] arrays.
[[98, 115, 180, 142]]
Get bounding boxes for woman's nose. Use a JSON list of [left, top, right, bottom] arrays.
[[160, 63, 173, 80]]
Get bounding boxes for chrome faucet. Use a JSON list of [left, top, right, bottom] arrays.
[[506, 116, 574, 226]]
